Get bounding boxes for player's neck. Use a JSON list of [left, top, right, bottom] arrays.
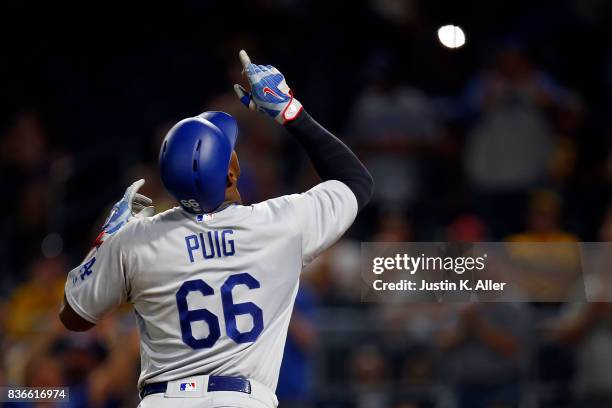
[[222, 189, 242, 208]]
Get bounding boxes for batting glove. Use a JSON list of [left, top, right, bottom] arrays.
[[233, 50, 303, 125], [93, 179, 154, 247]]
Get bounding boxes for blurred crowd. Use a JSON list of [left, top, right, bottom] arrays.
[[1, 0, 612, 407]]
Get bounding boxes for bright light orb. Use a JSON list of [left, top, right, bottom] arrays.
[[437, 25, 466, 49]]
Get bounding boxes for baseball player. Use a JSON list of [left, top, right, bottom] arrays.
[[59, 50, 373, 408]]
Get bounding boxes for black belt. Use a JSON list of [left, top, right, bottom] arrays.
[[141, 375, 251, 399]]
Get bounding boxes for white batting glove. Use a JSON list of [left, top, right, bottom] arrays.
[[93, 179, 154, 247], [233, 50, 303, 125]]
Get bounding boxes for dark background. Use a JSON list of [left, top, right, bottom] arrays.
[[1, 1, 612, 407]]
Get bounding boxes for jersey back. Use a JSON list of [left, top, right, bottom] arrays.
[[65, 180, 357, 391]]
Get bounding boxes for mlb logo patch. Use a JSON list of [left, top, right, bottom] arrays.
[[195, 214, 213, 223], [180, 382, 197, 392]]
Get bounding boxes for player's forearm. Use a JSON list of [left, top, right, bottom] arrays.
[[286, 110, 374, 211], [234, 50, 373, 209]]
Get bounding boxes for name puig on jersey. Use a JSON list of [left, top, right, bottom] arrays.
[[185, 229, 235, 262]]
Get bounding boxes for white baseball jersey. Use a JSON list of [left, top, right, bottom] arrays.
[[64, 180, 357, 392]]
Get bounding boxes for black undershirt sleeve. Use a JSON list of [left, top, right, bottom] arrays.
[[285, 110, 374, 212]]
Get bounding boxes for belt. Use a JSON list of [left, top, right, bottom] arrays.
[[141, 375, 251, 399]]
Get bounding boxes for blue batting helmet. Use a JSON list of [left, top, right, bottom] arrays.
[[159, 111, 238, 214]]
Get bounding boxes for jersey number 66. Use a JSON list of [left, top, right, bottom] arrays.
[[175, 273, 264, 349]]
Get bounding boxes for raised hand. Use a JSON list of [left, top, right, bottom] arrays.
[[94, 179, 154, 247], [233, 50, 303, 125]]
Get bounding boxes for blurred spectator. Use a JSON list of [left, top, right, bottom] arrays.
[[381, 304, 440, 407], [552, 303, 612, 408], [546, 206, 612, 407], [439, 303, 530, 408], [24, 354, 64, 387], [401, 348, 434, 388], [446, 214, 488, 242], [350, 345, 390, 408], [22, 354, 65, 408], [504, 190, 582, 300], [0, 112, 52, 285], [507, 189, 577, 243], [347, 55, 445, 210], [0, 111, 48, 178], [13, 181, 52, 256], [373, 211, 413, 242], [302, 240, 362, 306], [462, 43, 579, 238], [5, 257, 65, 339], [75, 316, 140, 407], [277, 284, 320, 408]]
